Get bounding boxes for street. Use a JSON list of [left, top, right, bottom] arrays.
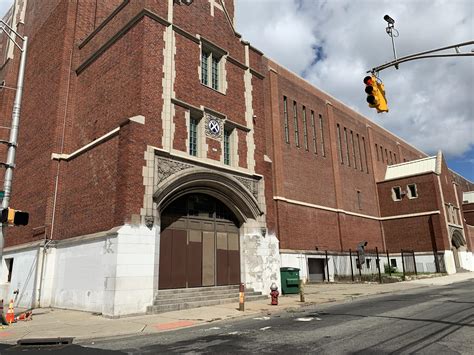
[[0, 279, 472, 354]]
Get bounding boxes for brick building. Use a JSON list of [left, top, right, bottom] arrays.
[[0, 0, 472, 317]]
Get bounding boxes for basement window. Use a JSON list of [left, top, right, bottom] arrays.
[[5, 258, 13, 282], [392, 186, 402, 201], [407, 184, 418, 199], [390, 259, 397, 268]]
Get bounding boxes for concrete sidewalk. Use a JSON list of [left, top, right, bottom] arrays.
[[0, 272, 472, 345]]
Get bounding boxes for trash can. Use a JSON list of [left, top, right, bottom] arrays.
[[280, 267, 300, 294]]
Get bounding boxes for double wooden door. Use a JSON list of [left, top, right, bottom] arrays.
[[159, 219, 240, 289]]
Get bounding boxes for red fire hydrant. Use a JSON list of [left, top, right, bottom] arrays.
[[270, 283, 279, 305]]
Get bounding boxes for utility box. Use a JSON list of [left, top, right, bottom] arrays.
[[280, 267, 300, 294]]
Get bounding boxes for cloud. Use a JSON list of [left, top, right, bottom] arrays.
[[235, 0, 474, 158]]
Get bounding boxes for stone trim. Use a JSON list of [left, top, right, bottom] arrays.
[[77, 9, 171, 75], [274, 195, 441, 221], [79, 0, 130, 49], [51, 116, 144, 161]]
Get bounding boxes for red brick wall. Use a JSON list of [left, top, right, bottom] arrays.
[[173, 105, 188, 152], [383, 215, 444, 252], [463, 203, 474, 226], [377, 173, 440, 217], [206, 137, 221, 161]]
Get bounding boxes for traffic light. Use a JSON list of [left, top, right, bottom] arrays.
[[0, 208, 29, 226], [363, 75, 388, 113]]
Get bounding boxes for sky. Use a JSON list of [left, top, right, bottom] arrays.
[[0, 0, 472, 181], [235, 0, 473, 182]]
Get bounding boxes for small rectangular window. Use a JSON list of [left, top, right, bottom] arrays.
[[366, 258, 371, 268], [319, 114, 325, 156], [380, 145, 384, 163], [337, 124, 343, 164], [362, 137, 369, 173], [189, 117, 198, 156], [311, 110, 317, 154], [344, 127, 351, 166], [351, 131, 357, 170], [390, 259, 397, 268], [389, 151, 393, 165], [201, 45, 223, 91], [283, 96, 289, 144], [407, 184, 418, 199], [385, 148, 389, 164], [302, 106, 308, 150], [394, 153, 397, 164], [224, 128, 231, 165], [357, 190, 362, 210], [357, 134, 363, 172], [293, 101, 299, 147], [5, 258, 13, 283], [392, 186, 402, 201], [375, 144, 379, 161]]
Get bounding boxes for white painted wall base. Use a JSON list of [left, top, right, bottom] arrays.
[[241, 228, 280, 296]]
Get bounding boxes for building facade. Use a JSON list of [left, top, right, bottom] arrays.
[[0, 0, 472, 317]]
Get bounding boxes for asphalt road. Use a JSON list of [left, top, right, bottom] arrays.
[[1, 279, 472, 354]]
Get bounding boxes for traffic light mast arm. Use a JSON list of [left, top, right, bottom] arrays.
[[368, 40, 474, 73]]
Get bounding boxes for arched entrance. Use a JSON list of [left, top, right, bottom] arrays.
[[451, 229, 466, 270], [159, 193, 241, 289]]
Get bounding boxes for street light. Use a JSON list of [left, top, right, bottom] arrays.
[[0, 19, 29, 261]]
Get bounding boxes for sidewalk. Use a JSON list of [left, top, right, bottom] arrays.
[[0, 272, 472, 345]]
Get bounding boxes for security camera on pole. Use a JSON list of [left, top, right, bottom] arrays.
[[0, 19, 29, 262]]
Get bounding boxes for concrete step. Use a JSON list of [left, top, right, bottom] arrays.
[[147, 294, 268, 314], [154, 288, 257, 301], [156, 285, 239, 295], [154, 291, 264, 306]]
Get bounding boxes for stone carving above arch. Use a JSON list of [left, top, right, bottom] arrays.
[[154, 156, 262, 222]]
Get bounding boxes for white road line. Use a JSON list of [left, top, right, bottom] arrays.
[[260, 326, 272, 331], [295, 317, 314, 322]]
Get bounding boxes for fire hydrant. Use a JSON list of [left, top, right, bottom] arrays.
[[270, 283, 279, 305]]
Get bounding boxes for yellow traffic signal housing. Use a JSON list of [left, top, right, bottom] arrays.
[[0, 208, 29, 226], [363, 75, 389, 113]]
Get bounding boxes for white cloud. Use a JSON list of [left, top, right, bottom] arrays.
[[236, 0, 474, 158]]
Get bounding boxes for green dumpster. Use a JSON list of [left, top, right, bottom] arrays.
[[280, 267, 300, 294]]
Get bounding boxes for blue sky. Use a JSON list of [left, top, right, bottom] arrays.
[[236, 0, 473, 182]]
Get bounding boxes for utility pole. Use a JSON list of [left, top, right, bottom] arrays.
[[0, 19, 29, 262]]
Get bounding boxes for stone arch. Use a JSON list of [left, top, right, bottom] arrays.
[[451, 229, 466, 249], [153, 168, 262, 224]]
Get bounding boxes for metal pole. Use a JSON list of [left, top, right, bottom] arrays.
[[357, 251, 362, 281], [386, 249, 391, 276], [349, 249, 354, 282], [0, 36, 28, 262], [325, 250, 329, 282], [413, 251, 417, 276], [376, 247, 382, 284], [401, 250, 406, 281]]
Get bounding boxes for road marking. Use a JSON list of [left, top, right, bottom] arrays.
[[260, 326, 272, 331], [227, 331, 240, 335], [205, 327, 221, 331], [253, 316, 270, 320], [316, 317, 322, 321], [295, 317, 313, 322]]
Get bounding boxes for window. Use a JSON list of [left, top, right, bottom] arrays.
[[319, 114, 325, 156], [283, 96, 289, 143], [375, 144, 379, 161], [394, 153, 397, 164], [302, 106, 308, 150], [357, 190, 362, 210], [357, 134, 363, 172], [389, 151, 393, 165], [390, 259, 397, 268], [344, 127, 350, 166], [5, 258, 13, 283], [189, 117, 198, 156], [311, 110, 317, 154], [385, 148, 389, 164], [224, 128, 231, 165], [351, 131, 357, 170], [293, 101, 299, 147], [337, 124, 343, 164], [366, 258, 371, 268], [407, 184, 418, 199], [201, 46, 223, 91], [362, 137, 369, 173], [380, 145, 384, 163], [392, 186, 402, 201]]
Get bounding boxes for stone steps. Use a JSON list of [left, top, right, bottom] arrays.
[[146, 286, 267, 314]]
